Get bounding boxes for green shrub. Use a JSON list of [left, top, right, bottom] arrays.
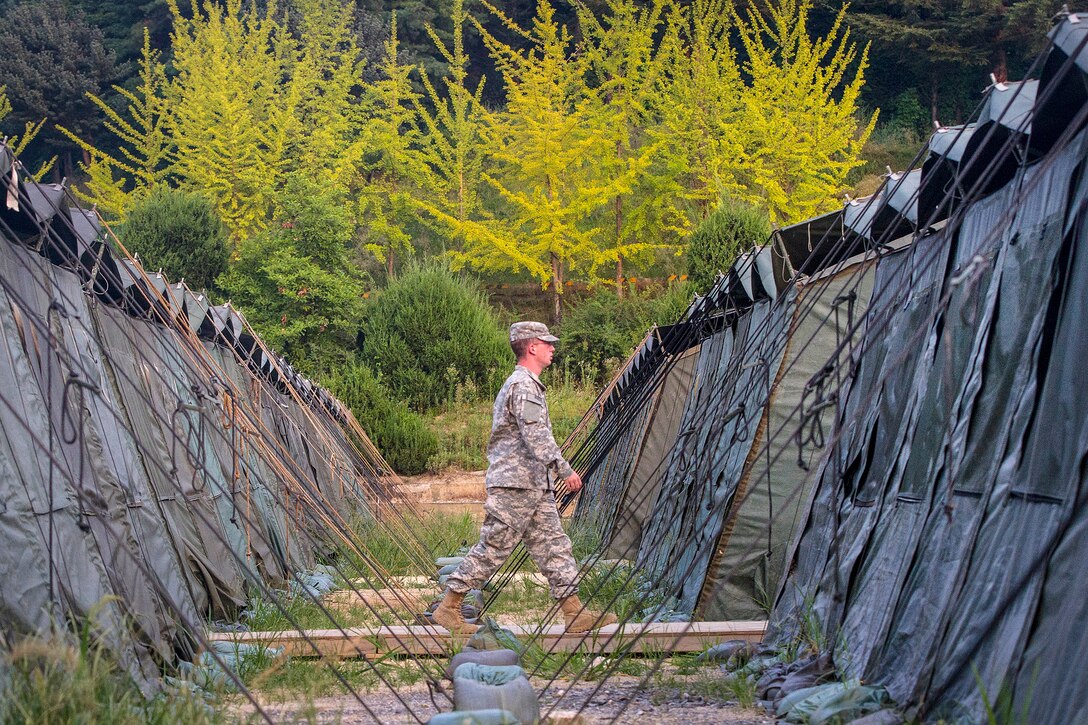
[[118, 186, 229, 292], [327, 363, 438, 475], [359, 262, 509, 411], [218, 176, 365, 375], [686, 201, 771, 294], [555, 283, 693, 386]]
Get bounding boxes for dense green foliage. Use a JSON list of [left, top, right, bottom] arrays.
[[118, 187, 228, 291], [687, 201, 772, 294], [359, 263, 509, 411], [326, 363, 439, 476], [217, 176, 364, 374], [556, 283, 694, 384], [0, 0, 117, 174]]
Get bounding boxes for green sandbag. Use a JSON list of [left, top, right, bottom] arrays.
[[465, 618, 526, 654], [809, 685, 893, 724], [445, 649, 521, 679], [454, 664, 539, 725], [427, 709, 520, 725], [776, 682, 849, 722]]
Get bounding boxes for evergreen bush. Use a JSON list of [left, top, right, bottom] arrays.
[[118, 186, 229, 292], [686, 201, 771, 295], [327, 363, 438, 476], [359, 263, 510, 411], [555, 283, 693, 386], [217, 176, 365, 375]]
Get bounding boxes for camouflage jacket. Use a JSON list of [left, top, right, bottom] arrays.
[[484, 365, 574, 490]]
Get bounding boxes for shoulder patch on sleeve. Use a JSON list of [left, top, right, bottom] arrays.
[[522, 398, 544, 424]]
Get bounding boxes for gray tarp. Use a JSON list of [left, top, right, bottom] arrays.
[[700, 258, 878, 620], [768, 117, 1088, 719]]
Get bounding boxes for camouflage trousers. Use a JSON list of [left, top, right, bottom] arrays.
[[445, 487, 579, 600]]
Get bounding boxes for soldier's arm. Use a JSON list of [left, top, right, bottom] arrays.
[[511, 385, 575, 479]]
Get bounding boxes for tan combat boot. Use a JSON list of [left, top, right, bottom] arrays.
[[560, 595, 618, 633], [432, 589, 478, 636]]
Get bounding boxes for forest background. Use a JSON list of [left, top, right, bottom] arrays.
[[0, 0, 1060, 474]]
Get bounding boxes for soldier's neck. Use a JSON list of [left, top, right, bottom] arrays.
[[517, 359, 546, 376]]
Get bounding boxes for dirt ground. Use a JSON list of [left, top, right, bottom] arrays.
[[400, 470, 487, 520], [254, 673, 774, 724]]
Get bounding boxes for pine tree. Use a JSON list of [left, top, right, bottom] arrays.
[[413, 0, 488, 227], [577, 0, 689, 298], [443, 0, 619, 320], [0, 85, 55, 180], [287, 0, 363, 187], [656, 0, 747, 215], [57, 30, 173, 219]]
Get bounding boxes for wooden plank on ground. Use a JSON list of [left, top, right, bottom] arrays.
[[205, 620, 766, 659]]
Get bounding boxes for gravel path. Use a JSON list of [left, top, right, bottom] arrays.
[[250, 673, 774, 724]]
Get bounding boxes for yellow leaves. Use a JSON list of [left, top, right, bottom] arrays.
[[729, 0, 876, 223]]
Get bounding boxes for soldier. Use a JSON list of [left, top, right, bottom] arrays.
[[432, 321, 618, 635]]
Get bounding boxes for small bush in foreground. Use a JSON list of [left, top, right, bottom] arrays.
[[359, 263, 509, 411], [118, 187, 229, 293], [556, 284, 694, 386], [687, 201, 771, 294]]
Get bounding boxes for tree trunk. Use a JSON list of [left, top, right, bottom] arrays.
[[551, 253, 562, 324], [992, 46, 1008, 83], [615, 193, 624, 299], [387, 247, 395, 279], [930, 78, 939, 126]]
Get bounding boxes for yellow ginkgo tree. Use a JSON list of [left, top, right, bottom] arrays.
[[732, 0, 877, 224], [436, 0, 623, 320], [57, 29, 172, 219]]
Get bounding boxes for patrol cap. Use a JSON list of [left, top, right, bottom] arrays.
[[509, 321, 559, 344]]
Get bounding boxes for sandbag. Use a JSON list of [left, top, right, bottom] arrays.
[[695, 640, 757, 664], [809, 685, 892, 725], [445, 649, 521, 679], [436, 557, 465, 567], [438, 563, 460, 577], [454, 663, 539, 725], [776, 682, 850, 722], [427, 710, 519, 725], [465, 619, 526, 654]]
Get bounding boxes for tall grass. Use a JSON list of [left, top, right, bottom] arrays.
[[346, 510, 480, 577], [0, 636, 224, 725]]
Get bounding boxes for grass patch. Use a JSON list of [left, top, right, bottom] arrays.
[[522, 643, 649, 681], [579, 561, 669, 624], [243, 656, 436, 701], [345, 510, 480, 578], [649, 655, 759, 709], [1, 636, 230, 725], [242, 591, 414, 632]]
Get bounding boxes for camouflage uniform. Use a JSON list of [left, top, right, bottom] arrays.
[[446, 324, 581, 600]]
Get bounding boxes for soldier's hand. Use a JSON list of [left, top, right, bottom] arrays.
[[564, 471, 583, 494]]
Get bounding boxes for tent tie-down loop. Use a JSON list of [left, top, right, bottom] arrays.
[[61, 370, 100, 532], [795, 363, 839, 471], [170, 400, 211, 494]]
